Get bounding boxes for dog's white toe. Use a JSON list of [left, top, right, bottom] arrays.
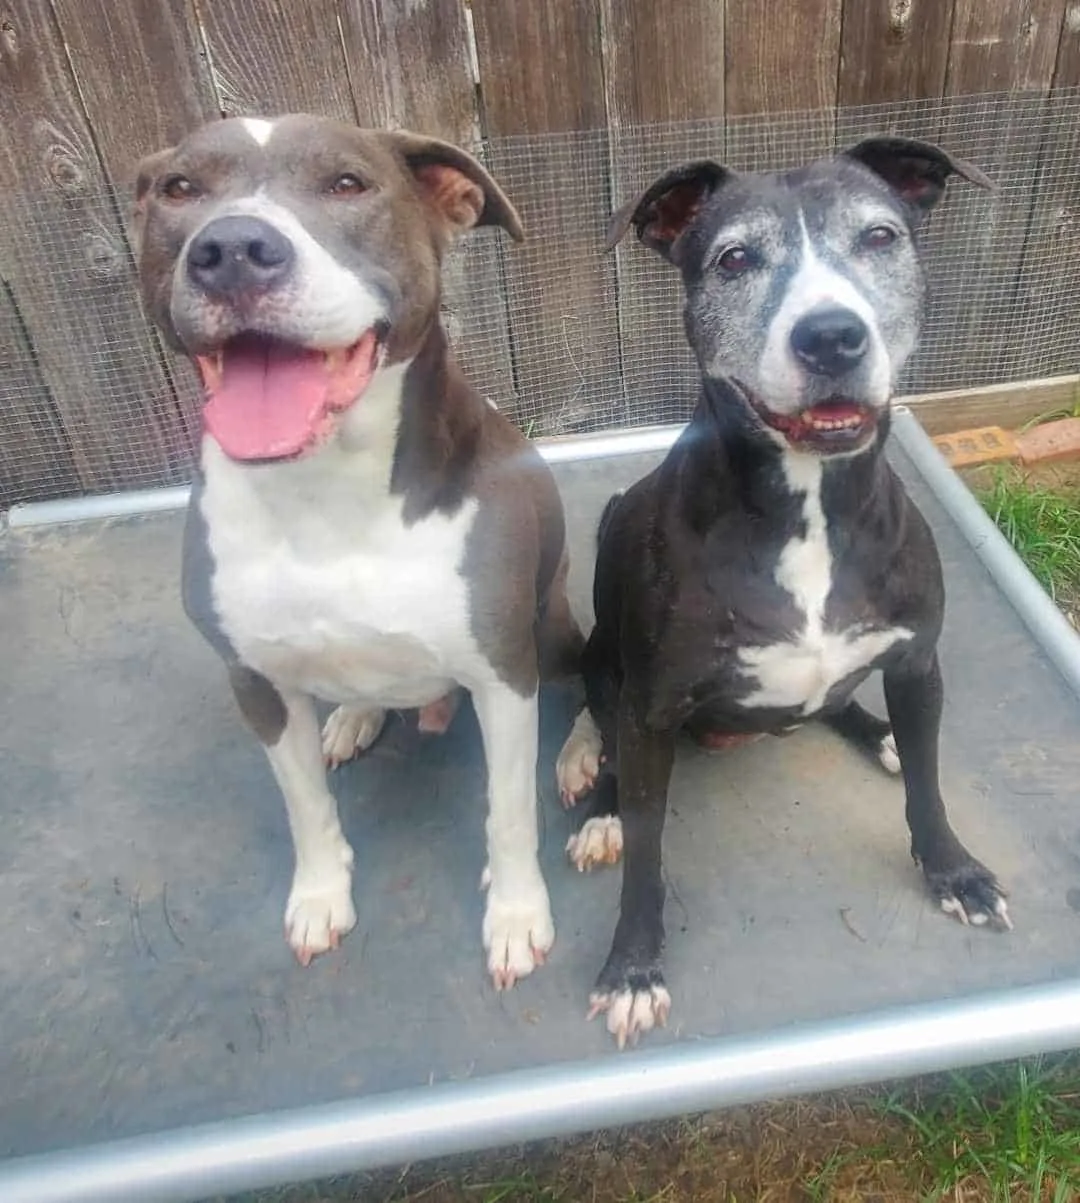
[[878, 732, 901, 775], [483, 884, 555, 990], [556, 708, 603, 806], [588, 984, 672, 1050], [285, 873, 357, 966], [566, 815, 623, 871], [321, 705, 386, 767]]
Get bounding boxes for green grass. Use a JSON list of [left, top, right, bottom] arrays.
[[978, 468, 1080, 609]]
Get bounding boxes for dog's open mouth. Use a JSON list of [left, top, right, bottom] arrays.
[[195, 330, 383, 462], [754, 397, 878, 452]]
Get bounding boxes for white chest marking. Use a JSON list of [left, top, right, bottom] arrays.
[[199, 362, 481, 707], [738, 454, 912, 715]]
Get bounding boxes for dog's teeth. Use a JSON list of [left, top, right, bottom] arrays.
[[325, 349, 346, 372]]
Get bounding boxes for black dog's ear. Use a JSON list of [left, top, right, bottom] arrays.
[[844, 136, 993, 213], [605, 160, 732, 258]]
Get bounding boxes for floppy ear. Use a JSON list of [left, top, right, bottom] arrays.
[[843, 136, 993, 213], [386, 131, 524, 243], [130, 147, 175, 255], [605, 160, 731, 259]]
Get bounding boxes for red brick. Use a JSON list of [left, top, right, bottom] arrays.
[[1015, 417, 1080, 465]]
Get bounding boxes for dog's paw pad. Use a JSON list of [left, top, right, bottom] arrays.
[[588, 983, 671, 1050], [878, 732, 901, 775], [566, 815, 623, 871], [556, 708, 603, 806], [483, 888, 555, 990], [285, 878, 357, 965], [321, 705, 386, 768]]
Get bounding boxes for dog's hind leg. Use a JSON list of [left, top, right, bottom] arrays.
[[822, 698, 900, 775], [321, 704, 387, 767], [566, 772, 622, 871]]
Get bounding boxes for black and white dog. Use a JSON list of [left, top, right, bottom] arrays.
[[556, 137, 1011, 1048], [133, 115, 582, 987]]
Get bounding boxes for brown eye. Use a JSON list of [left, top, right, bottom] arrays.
[[718, 245, 753, 275], [329, 173, 367, 196], [859, 224, 898, 251], [161, 175, 200, 202]]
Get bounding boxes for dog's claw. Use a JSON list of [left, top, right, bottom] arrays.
[[556, 708, 603, 806], [566, 815, 624, 872], [588, 983, 672, 1049]]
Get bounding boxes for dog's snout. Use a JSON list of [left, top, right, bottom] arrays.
[[186, 215, 295, 297], [790, 306, 869, 376]]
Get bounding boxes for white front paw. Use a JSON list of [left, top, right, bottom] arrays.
[[285, 871, 357, 966], [321, 705, 386, 768], [482, 878, 555, 990]]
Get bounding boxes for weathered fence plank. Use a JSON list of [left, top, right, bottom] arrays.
[[724, 0, 842, 167], [49, 0, 218, 483], [921, 0, 1069, 390], [0, 282, 78, 507], [471, 0, 621, 434], [195, 0, 356, 119], [339, 0, 518, 418], [838, 0, 956, 107], [599, 0, 726, 424], [0, 0, 191, 496]]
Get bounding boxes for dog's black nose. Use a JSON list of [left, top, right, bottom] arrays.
[[790, 306, 869, 376], [186, 216, 295, 297]]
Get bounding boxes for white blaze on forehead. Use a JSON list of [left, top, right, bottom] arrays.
[[241, 118, 276, 147], [757, 208, 891, 410]]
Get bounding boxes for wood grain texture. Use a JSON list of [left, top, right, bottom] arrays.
[[0, 0, 192, 496], [195, 0, 356, 119], [472, 0, 621, 433], [926, 0, 1070, 389], [340, 0, 518, 417], [600, 0, 724, 128], [339, 0, 477, 131], [724, 0, 843, 116], [0, 281, 78, 506], [838, 0, 956, 107], [49, 0, 215, 181], [945, 0, 1066, 94], [599, 0, 725, 424]]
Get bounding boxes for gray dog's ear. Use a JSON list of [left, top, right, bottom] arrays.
[[384, 131, 524, 243], [605, 160, 732, 258], [843, 136, 993, 213]]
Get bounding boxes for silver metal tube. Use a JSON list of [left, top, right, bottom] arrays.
[[4, 426, 687, 529], [3, 978, 1080, 1203], [6, 486, 192, 530], [891, 407, 1080, 701]]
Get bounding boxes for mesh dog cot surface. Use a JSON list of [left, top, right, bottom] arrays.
[[3, 412, 1080, 1203]]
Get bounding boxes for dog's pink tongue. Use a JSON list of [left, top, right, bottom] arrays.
[[204, 340, 330, 461]]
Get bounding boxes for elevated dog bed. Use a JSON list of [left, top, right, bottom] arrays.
[[3, 411, 1080, 1202]]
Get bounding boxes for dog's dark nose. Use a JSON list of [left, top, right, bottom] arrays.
[[186, 216, 295, 297], [790, 306, 869, 376]]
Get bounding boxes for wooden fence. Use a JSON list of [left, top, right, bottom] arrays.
[[1, 0, 1079, 506]]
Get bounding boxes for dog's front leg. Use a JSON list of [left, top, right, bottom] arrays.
[[231, 667, 357, 964], [589, 697, 676, 1048], [472, 682, 555, 989], [883, 649, 1011, 929]]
